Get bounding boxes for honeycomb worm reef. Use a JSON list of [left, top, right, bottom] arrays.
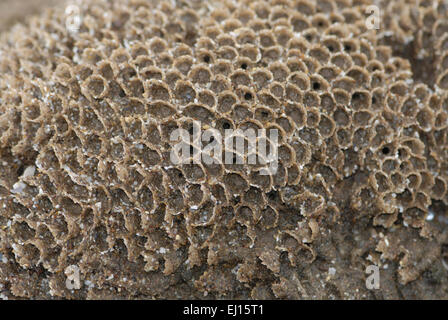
[[0, 0, 448, 299]]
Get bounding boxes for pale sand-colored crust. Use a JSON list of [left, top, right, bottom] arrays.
[[0, 0, 447, 299]]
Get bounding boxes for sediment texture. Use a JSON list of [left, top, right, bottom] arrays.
[[0, 0, 448, 299], [0, 0, 62, 32]]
